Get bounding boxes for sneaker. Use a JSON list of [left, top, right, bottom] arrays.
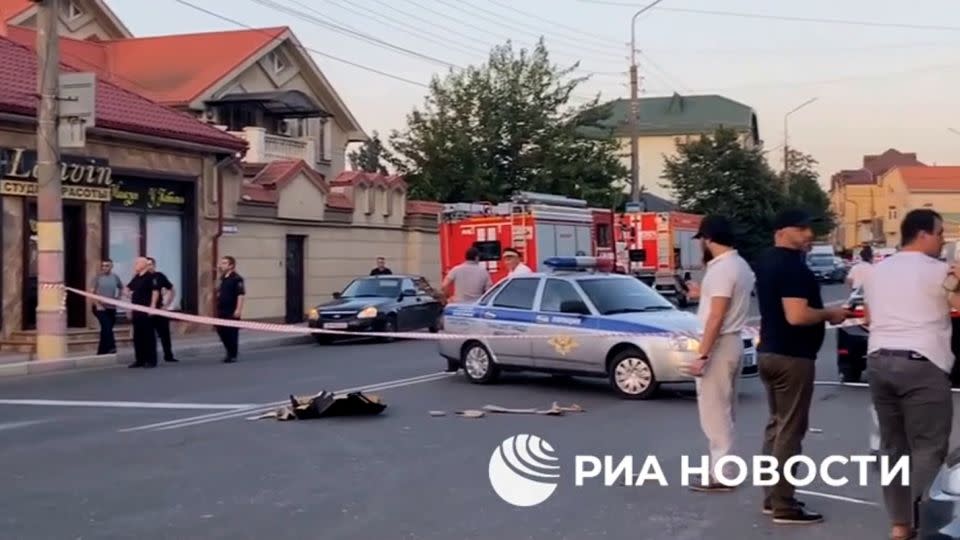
[[165, 358, 178, 363], [689, 482, 734, 493], [763, 500, 805, 515], [772, 507, 823, 524]]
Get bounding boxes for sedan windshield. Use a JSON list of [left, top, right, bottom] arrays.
[[341, 278, 401, 298], [577, 277, 675, 315], [807, 255, 834, 267]]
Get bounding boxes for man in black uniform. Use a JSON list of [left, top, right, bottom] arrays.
[[147, 257, 178, 363], [370, 257, 392, 275], [216, 256, 245, 363], [126, 257, 160, 368]]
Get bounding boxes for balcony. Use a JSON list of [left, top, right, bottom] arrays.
[[231, 126, 317, 166]]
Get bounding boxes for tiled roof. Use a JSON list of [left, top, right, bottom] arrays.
[[864, 149, 924, 178], [331, 170, 408, 189], [580, 93, 757, 138], [0, 35, 247, 152], [896, 166, 960, 192], [5, 25, 287, 106], [0, 0, 31, 21], [831, 168, 874, 190], [406, 201, 442, 215]]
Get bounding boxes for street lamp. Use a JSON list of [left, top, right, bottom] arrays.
[[783, 97, 818, 178], [628, 0, 666, 204], [949, 127, 960, 137]]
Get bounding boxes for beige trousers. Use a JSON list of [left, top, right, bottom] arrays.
[[695, 332, 744, 481]]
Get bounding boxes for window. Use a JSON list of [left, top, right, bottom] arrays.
[[63, 1, 84, 20], [492, 278, 541, 310], [472, 240, 502, 262], [539, 279, 584, 313], [269, 51, 286, 74], [341, 277, 402, 298], [577, 277, 673, 315], [478, 279, 508, 305], [401, 278, 417, 292], [595, 223, 611, 248], [146, 215, 183, 310]]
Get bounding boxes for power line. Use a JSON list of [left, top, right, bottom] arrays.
[[637, 50, 691, 93], [251, 0, 460, 69], [578, 0, 960, 32], [171, 0, 430, 88], [486, 0, 625, 49]]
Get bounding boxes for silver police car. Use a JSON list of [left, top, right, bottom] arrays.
[[438, 257, 758, 399]]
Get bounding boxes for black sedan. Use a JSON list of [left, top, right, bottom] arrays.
[[837, 287, 960, 385], [807, 253, 846, 283], [307, 275, 443, 343]]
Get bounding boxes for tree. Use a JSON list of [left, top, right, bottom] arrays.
[[663, 128, 786, 262], [783, 148, 835, 238], [348, 130, 390, 174], [387, 39, 626, 207]]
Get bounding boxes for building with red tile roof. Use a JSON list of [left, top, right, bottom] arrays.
[[877, 165, 960, 246]]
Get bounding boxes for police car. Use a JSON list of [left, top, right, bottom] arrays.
[[438, 257, 758, 399]]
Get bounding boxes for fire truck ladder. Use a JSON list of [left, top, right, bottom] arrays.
[[511, 202, 528, 253]]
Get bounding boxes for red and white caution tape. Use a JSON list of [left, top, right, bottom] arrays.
[[55, 285, 863, 342]]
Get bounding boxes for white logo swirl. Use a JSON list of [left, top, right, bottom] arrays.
[[488, 434, 560, 507]]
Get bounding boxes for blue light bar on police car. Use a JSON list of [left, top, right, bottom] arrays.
[[542, 257, 612, 271]]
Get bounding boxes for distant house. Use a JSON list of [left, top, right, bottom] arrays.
[[581, 93, 760, 200]]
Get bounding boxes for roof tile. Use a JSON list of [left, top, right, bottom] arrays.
[[896, 166, 960, 192], [0, 35, 247, 151]]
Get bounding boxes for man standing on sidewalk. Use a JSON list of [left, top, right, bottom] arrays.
[[147, 257, 178, 363], [863, 208, 958, 540], [216, 256, 245, 363], [685, 215, 755, 492], [126, 257, 160, 368], [90, 259, 122, 355], [754, 209, 848, 524]]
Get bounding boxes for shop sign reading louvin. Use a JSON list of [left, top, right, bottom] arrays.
[[0, 147, 111, 202]]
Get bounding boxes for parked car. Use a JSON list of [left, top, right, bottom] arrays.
[[919, 447, 960, 538], [438, 257, 758, 400], [307, 275, 443, 343], [807, 253, 847, 283], [837, 287, 960, 385]]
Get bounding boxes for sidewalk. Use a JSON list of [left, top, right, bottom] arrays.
[[0, 326, 314, 378]]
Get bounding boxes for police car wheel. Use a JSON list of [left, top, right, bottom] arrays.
[[461, 342, 498, 384], [609, 350, 657, 399]]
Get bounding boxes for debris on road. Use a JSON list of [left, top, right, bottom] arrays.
[[250, 391, 386, 421], [455, 409, 485, 418], [809, 428, 823, 433], [429, 410, 446, 417], [483, 402, 584, 416]]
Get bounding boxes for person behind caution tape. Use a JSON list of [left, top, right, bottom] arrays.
[[147, 257, 178, 363], [684, 215, 755, 493], [216, 256, 245, 364], [125, 257, 160, 369], [862, 208, 959, 540], [442, 247, 493, 304], [90, 259, 122, 355]]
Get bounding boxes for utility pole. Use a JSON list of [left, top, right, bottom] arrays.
[[35, 0, 67, 360], [628, 0, 665, 205]]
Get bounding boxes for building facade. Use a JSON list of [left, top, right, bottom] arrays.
[[0, 33, 247, 352], [584, 93, 760, 201], [876, 166, 960, 247]]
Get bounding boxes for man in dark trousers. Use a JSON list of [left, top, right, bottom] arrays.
[[216, 256, 245, 363], [370, 257, 392, 275], [126, 257, 160, 368], [147, 257, 178, 363], [90, 259, 122, 355], [754, 209, 847, 524]]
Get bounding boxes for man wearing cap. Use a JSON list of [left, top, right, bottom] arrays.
[[686, 215, 756, 492], [754, 209, 848, 524]]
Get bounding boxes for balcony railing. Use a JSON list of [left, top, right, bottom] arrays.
[[229, 126, 318, 166]]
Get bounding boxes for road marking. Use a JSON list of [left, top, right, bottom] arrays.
[[795, 489, 879, 507], [0, 419, 52, 431], [0, 399, 256, 410], [118, 371, 455, 433]]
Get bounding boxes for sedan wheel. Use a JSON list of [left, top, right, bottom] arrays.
[[462, 342, 499, 384], [609, 350, 658, 399]]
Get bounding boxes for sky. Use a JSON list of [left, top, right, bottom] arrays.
[[107, 0, 960, 186]]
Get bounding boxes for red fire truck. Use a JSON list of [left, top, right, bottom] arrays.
[[614, 210, 703, 306], [439, 192, 615, 284]]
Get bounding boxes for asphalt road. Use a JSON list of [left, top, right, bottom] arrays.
[[1, 283, 915, 540]]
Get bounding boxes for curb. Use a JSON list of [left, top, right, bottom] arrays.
[[0, 334, 314, 379]]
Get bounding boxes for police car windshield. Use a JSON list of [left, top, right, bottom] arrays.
[[578, 278, 674, 315], [341, 278, 401, 298]]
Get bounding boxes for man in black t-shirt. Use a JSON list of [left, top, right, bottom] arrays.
[[126, 257, 160, 368], [216, 256, 245, 363], [754, 209, 847, 525], [147, 257, 177, 363], [370, 257, 392, 276]]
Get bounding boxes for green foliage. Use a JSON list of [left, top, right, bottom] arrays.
[[662, 129, 834, 262], [387, 39, 626, 207], [347, 130, 390, 175]]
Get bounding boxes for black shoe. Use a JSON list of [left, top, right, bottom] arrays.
[[143, 363, 158, 369], [165, 358, 178, 363], [772, 507, 823, 524], [128, 362, 144, 368], [223, 357, 236, 363], [689, 482, 734, 493], [763, 500, 805, 515]]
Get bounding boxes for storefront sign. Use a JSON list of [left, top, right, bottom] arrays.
[[0, 147, 112, 202], [110, 178, 190, 212]]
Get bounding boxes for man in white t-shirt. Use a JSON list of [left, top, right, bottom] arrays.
[[862, 208, 960, 540], [686, 215, 756, 492], [846, 246, 874, 291], [502, 247, 532, 276]]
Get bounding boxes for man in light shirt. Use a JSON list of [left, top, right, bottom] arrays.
[[503, 247, 532, 276], [863, 208, 960, 540], [846, 246, 874, 291], [441, 247, 493, 304], [686, 215, 756, 492]]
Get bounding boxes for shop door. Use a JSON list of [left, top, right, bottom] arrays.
[[285, 235, 305, 323], [24, 203, 86, 329]]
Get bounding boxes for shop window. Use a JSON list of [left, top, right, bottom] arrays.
[[146, 215, 183, 310]]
